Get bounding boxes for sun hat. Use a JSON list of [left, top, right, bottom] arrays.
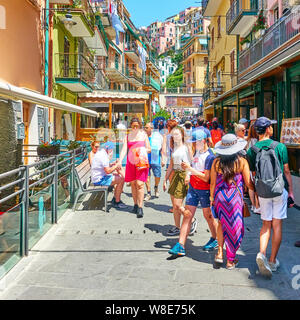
[[102, 141, 114, 151], [188, 129, 207, 143], [254, 117, 277, 134], [214, 134, 247, 155]]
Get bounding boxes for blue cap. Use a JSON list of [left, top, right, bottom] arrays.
[[102, 141, 114, 151], [254, 117, 277, 133], [239, 118, 249, 124], [188, 129, 207, 143]]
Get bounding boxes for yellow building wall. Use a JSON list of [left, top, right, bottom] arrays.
[[207, 2, 237, 102]]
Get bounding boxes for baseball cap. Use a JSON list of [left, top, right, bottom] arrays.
[[239, 118, 249, 124], [102, 141, 114, 151], [188, 129, 207, 143], [254, 117, 277, 133]]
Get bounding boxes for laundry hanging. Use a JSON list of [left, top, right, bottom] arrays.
[[111, 2, 125, 45], [138, 46, 148, 72]]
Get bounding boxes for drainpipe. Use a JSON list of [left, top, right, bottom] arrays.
[[44, 0, 49, 96]]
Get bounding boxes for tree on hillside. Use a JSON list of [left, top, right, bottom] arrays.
[[165, 64, 183, 88]]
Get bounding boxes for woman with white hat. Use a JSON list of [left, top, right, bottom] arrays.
[[210, 134, 256, 269]]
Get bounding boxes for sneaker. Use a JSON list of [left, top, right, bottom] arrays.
[[256, 252, 272, 278], [154, 187, 159, 198], [167, 226, 180, 236], [112, 200, 127, 209], [189, 218, 198, 235], [144, 193, 151, 202], [168, 242, 186, 256], [253, 207, 261, 214], [136, 207, 144, 218], [203, 237, 218, 251], [269, 259, 280, 272]]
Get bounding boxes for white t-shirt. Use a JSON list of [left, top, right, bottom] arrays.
[[91, 149, 110, 184], [172, 145, 190, 170], [117, 123, 126, 130]]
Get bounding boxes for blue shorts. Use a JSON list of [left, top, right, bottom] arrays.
[[94, 175, 113, 187], [186, 184, 210, 209], [148, 164, 161, 178]]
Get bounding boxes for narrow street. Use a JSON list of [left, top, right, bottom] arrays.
[[1, 175, 300, 300]]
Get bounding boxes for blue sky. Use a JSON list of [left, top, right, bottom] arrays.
[[123, 0, 201, 28]]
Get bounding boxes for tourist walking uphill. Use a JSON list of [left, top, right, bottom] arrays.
[[210, 134, 256, 269], [144, 122, 163, 201], [163, 126, 191, 236], [168, 129, 218, 257], [118, 118, 151, 218], [247, 117, 295, 278]]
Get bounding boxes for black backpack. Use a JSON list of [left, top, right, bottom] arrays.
[[251, 141, 285, 199]]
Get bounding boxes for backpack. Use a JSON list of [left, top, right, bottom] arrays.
[[251, 141, 285, 199]]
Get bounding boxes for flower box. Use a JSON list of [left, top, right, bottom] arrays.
[[37, 145, 60, 157]]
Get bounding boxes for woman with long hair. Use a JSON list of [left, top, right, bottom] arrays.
[[246, 123, 259, 151], [168, 129, 218, 257], [161, 119, 178, 213], [118, 118, 151, 218], [210, 134, 255, 269], [163, 126, 191, 236]]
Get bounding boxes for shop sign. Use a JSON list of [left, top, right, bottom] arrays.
[[250, 108, 257, 120]]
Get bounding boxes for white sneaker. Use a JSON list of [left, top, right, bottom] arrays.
[[154, 189, 160, 198], [269, 259, 280, 272], [254, 207, 261, 214], [256, 252, 272, 278], [144, 194, 151, 202]]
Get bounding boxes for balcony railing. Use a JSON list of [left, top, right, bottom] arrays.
[[92, 69, 109, 90], [226, 0, 258, 34], [145, 76, 161, 91], [183, 46, 208, 60], [124, 42, 139, 55], [61, 0, 95, 31], [55, 53, 96, 85], [239, 10, 300, 74], [125, 68, 144, 84]]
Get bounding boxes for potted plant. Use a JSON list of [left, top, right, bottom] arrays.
[[240, 38, 251, 50], [67, 140, 82, 154], [252, 11, 266, 39], [37, 137, 61, 157]]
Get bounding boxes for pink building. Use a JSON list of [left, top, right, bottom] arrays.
[[179, 6, 197, 24], [147, 21, 175, 55], [267, 0, 290, 26]]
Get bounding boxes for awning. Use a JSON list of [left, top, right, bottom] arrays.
[[0, 81, 98, 117], [199, 38, 208, 45], [124, 21, 147, 50]]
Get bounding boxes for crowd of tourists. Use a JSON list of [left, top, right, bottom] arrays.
[[88, 115, 298, 279]]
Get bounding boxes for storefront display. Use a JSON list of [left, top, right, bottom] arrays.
[[280, 118, 300, 146]]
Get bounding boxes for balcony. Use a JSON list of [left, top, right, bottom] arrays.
[[202, 0, 222, 17], [105, 61, 129, 83], [147, 55, 160, 72], [92, 0, 111, 26], [125, 68, 144, 88], [226, 0, 258, 37], [124, 42, 140, 64], [144, 76, 161, 92], [56, 0, 95, 37], [211, 83, 225, 96], [55, 53, 96, 93], [203, 88, 212, 102], [239, 10, 300, 75], [92, 69, 109, 90]]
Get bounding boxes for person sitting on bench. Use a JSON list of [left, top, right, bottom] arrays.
[[91, 142, 127, 209]]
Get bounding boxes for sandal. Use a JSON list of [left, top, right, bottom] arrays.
[[226, 259, 239, 270], [214, 254, 224, 264]]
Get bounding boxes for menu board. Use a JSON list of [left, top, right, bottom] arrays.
[[281, 118, 300, 147]]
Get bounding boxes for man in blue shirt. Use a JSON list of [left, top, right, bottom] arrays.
[[144, 122, 163, 201], [196, 117, 213, 147]]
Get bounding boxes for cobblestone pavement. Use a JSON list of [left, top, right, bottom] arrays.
[[0, 174, 300, 300]]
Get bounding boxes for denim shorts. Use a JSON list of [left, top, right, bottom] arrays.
[[186, 184, 210, 208], [149, 164, 161, 178], [94, 175, 113, 187]]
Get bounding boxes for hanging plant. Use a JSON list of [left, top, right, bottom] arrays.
[[252, 11, 266, 33]]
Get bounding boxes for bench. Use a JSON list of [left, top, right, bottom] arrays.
[[73, 159, 110, 212]]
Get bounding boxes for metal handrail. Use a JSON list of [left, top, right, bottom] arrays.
[[0, 145, 87, 269]]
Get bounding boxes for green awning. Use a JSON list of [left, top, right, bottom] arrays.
[[124, 21, 147, 50], [109, 40, 123, 55]]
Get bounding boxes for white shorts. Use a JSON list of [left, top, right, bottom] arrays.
[[259, 189, 288, 221]]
